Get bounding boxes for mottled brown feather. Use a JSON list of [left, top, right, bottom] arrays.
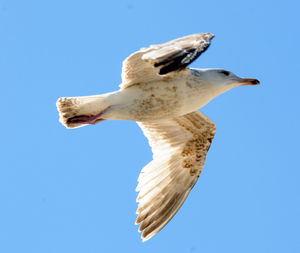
[[136, 110, 216, 241]]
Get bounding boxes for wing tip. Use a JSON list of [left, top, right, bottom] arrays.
[[206, 32, 215, 39], [141, 235, 151, 242], [199, 32, 215, 40]]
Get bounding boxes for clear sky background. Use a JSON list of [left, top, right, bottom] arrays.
[[1, 0, 299, 252]]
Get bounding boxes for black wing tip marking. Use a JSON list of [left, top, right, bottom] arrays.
[[156, 33, 215, 75], [158, 47, 204, 75]]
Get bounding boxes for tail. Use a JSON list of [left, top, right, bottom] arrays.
[[56, 94, 111, 129]]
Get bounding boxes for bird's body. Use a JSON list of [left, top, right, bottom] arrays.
[[56, 33, 259, 241], [58, 68, 238, 124]]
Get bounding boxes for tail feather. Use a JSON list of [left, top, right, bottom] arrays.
[[56, 94, 110, 129]]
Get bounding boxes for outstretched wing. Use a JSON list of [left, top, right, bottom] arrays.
[[136, 111, 216, 241], [121, 33, 214, 89]]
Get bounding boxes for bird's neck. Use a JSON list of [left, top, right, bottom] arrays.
[[182, 77, 234, 112]]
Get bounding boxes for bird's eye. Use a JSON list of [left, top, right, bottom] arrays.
[[219, 70, 230, 76]]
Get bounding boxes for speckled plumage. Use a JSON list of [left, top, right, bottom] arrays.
[[56, 33, 259, 241], [136, 111, 215, 241]]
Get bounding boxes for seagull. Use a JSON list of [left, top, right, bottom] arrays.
[[56, 33, 260, 241]]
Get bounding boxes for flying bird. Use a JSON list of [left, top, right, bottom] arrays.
[[56, 33, 260, 241]]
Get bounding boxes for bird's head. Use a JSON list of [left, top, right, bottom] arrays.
[[198, 68, 260, 87], [190, 68, 260, 99]]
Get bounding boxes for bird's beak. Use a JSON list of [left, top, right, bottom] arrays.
[[236, 78, 260, 86]]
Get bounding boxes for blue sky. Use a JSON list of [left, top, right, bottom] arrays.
[[1, 0, 300, 252]]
